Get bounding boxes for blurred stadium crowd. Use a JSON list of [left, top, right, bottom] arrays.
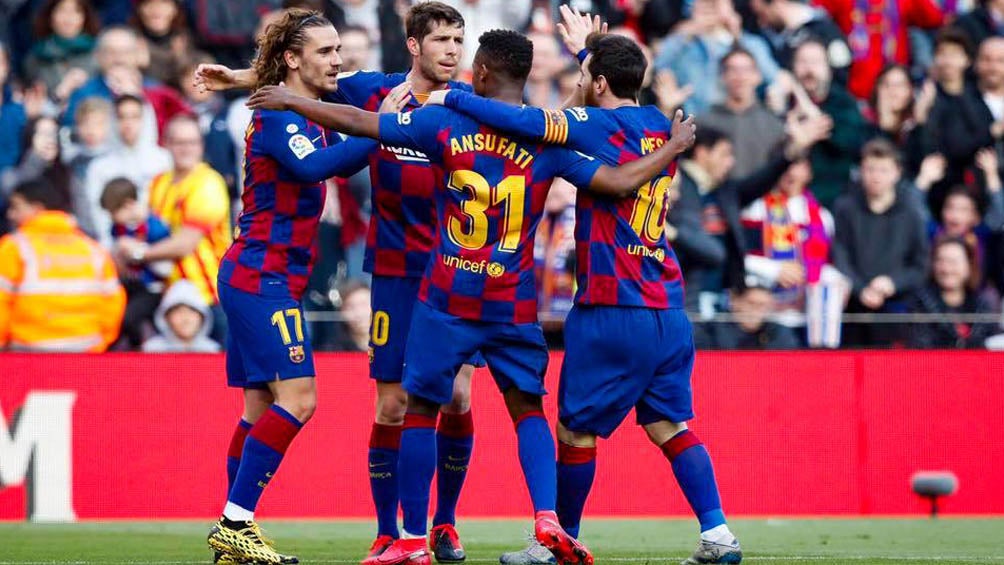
[[2, 0, 1004, 352]]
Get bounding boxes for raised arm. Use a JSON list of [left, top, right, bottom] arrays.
[[587, 111, 696, 197]]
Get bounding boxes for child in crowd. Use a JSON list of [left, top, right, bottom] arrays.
[[143, 279, 220, 352], [100, 177, 172, 348]]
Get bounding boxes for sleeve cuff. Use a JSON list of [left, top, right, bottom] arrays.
[[576, 48, 589, 64]]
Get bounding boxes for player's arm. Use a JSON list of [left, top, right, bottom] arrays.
[[248, 84, 382, 140], [193, 64, 256, 92], [430, 90, 595, 149], [257, 111, 377, 182], [585, 110, 696, 197]]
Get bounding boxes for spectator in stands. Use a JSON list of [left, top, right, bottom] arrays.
[[330, 281, 371, 352], [924, 28, 975, 196], [1, 117, 73, 225], [63, 97, 112, 236], [748, 0, 853, 80], [815, 0, 943, 100], [62, 25, 189, 140], [908, 235, 998, 348], [864, 64, 936, 177], [142, 279, 220, 352], [705, 282, 801, 349], [0, 178, 125, 352], [832, 139, 930, 347], [655, 0, 779, 115], [0, 42, 28, 179], [956, 0, 1004, 46], [699, 46, 787, 179], [525, 31, 566, 109], [338, 24, 375, 72], [741, 158, 848, 348], [101, 177, 171, 349], [130, 0, 190, 85], [177, 54, 238, 198], [789, 39, 866, 208], [187, 0, 283, 70], [83, 94, 171, 245], [116, 115, 231, 342], [668, 115, 831, 314], [24, 0, 100, 102]]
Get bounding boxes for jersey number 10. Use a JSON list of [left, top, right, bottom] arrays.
[[447, 170, 526, 253], [629, 176, 672, 244]]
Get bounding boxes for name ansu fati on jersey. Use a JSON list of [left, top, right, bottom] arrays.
[[449, 134, 536, 170]]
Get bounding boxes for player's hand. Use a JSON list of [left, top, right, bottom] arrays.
[[667, 109, 697, 153], [380, 81, 412, 113], [247, 84, 297, 111], [423, 89, 448, 106], [194, 63, 246, 92], [776, 261, 806, 289], [556, 5, 606, 58]]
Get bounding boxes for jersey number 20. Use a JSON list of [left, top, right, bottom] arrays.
[[447, 170, 525, 253]]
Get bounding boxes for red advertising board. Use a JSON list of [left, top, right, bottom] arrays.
[[1, 352, 1002, 520]]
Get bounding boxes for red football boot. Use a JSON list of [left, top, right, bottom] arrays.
[[362, 537, 431, 565], [429, 524, 466, 563], [533, 511, 593, 565], [361, 535, 396, 564]]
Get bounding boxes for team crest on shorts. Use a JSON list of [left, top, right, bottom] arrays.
[[288, 345, 306, 363]]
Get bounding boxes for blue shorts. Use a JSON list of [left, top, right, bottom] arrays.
[[559, 306, 695, 438], [402, 301, 548, 405], [369, 276, 483, 382], [219, 282, 315, 389]]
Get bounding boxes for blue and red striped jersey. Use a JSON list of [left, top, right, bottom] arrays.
[[378, 106, 602, 323], [219, 108, 375, 299], [443, 92, 685, 309], [327, 71, 472, 278]]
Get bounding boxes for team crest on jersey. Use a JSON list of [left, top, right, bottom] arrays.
[[487, 262, 506, 278], [286, 123, 298, 134], [288, 134, 316, 160], [288, 345, 305, 363]]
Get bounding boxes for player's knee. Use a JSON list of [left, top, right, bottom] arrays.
[[503, 389, 544, 423], [375, 384, 408, 424], [644, 420, 687, 446], [443, 369, 472, 414], [407, 394, 440, 418], [557, 421, 597, 448]]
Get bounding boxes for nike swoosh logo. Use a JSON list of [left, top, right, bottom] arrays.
[[369, 462, 390, 469]]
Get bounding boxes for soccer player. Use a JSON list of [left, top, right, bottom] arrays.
[[425, 13, 827, 564], [195, 6, 481, 560], [206, 10, 390, 565], [246, 29, 696, 565]]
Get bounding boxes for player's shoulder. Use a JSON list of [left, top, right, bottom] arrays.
[[447, 80, 473, 93], [252, 108, 307, 131], [336, 69, 387, 89]]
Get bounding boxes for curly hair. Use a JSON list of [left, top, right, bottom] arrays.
[[252, 8, 333, 90], [476, 29, 532, 82]]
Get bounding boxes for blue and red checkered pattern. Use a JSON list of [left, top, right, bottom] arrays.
[[328, 71, 472, 277], [378, 106, 602, 324], [551, 106, 686, 309], [219, 110, 330, 300]]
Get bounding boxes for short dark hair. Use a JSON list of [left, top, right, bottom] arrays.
[[861, 138, 901, 165], [476, 29, 533, 82], [405, 1, 464, 45], [720, 46, 757, 73], [114, 94, 144, 113], [12, 178, 69, 212], [935, 26, 975, 59], [585, 33, 646, 100], [685, 126, 730, 158], [100, 177, 139, 212]]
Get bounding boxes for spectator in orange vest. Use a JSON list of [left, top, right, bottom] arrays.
[[0, 178, 125, 351]]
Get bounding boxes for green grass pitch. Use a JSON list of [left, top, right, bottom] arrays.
[[1, 518, 1002, 564]]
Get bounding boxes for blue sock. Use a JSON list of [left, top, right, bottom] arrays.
[[433, 410, 474, 527], [399, 413, 437, 536], [227, 406, 303, 515], [369, 423, 402, 538], [226, 419, 253, 496], [557, 443, 596, 538], [515, 412, 557, 513], [661, 430, 726, 532]]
